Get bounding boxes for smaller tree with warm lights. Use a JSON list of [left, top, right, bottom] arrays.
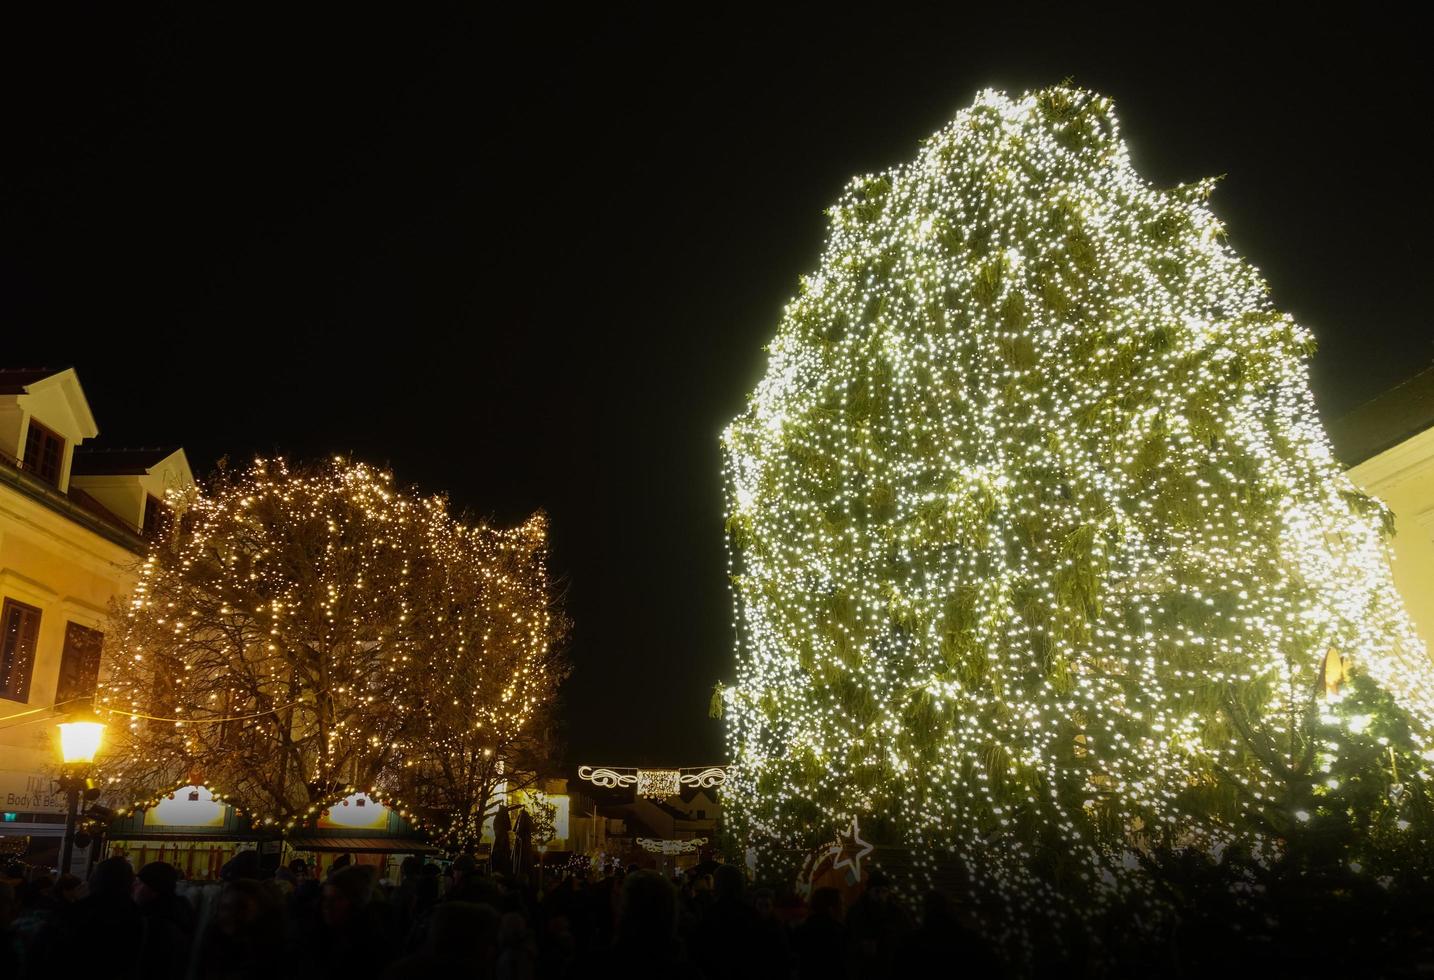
[[98, 457, 569, 838]]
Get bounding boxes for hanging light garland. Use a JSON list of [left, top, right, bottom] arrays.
[[637, 836, 709, 855], [577, 765, 728, 797]]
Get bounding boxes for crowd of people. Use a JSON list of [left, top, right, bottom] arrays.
[[0, 852, 1000, 979]]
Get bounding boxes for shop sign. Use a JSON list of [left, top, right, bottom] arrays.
[[0, 770, 64, 814]]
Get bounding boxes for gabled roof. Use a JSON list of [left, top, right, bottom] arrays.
[[1327, 365, 1434, 467], [678, 785, 719, 805], [612, 810, 662, 839], [0, 366, 69, 394], [0, 366, 99, 439], [71, 446, 184, 476], [651, 799, 690, 821]]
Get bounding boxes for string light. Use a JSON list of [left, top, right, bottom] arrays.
[[98, 456, 567, 849], [637, 836, 709, 855], [719, 84, 1434, 942], [577, 765, 729, 793]]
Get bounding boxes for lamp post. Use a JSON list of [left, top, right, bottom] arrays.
[[56, 702, 105, 874]]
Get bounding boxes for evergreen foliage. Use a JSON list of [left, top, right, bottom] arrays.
[[720, 85, 1434, 950]]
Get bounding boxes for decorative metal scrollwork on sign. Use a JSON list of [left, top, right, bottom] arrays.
[[678, 767, 727, 789], [576, 766, 637, 789], [577, 764, 728, 797]]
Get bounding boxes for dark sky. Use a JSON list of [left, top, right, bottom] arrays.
[[4, 5, 1430, 766]]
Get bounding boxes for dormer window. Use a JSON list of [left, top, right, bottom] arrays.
[[23, 419, 64, 487], [143, 494, 172, 540]]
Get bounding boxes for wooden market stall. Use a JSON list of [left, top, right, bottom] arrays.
[[282, 792, 436, 881], [105, 784, 266, 881]]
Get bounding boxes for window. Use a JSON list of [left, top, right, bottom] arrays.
[[55, 622, 104, 704], [1, 598, 42, 703], [143, 495, 171, 541], [22, 420, 65, 487]]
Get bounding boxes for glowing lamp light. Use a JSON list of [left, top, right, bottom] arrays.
[[58, 713, 106, 765]]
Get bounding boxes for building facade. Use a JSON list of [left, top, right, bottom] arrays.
[[0, 367, 193, 866], [1328, 366, 1434, 654]]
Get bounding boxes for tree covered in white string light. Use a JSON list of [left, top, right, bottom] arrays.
[[719, 85, 1434, 930], [98, 457, 567, 844]]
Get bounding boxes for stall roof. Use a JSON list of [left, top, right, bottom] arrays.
[[109, 832, 266, 843], [288, 836, 437, 854]]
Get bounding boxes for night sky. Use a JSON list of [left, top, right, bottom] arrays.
[[4, 6, 1430, 766]]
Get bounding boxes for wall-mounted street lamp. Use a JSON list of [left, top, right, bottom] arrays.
[[56, 701, 106, 873]]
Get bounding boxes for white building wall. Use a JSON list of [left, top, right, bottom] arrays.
[[1347, 426, 1434, 654]]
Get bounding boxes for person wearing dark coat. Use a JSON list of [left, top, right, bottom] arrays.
[[50, 856, 145, 980], [793, 887, 851, 980], [134, 861, 196, 977], [897, 889, 1003, 976], [583, 871, 695, 978], [844, 872, 915, 979], [0, 880, 21, 980], [445, 855, 503, 907], [691, 864, 790, 980], [383, 900, 500, 979], [290, 864, 394, 979], [192, 878, 288, 980]]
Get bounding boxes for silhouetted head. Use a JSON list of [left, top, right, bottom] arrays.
[[221, 848, 261, 882], [810, 886, 842, 921], [414, 873, 440, 908], [713, 863, 745, 902], [426, 900, 500, 963], [921, 889, 954, 927], [449, 854, 478, 883], [323, 864, 376, 926], [55, 874, 84, 901], [135, 861, 180, 903], [864, 871, 892, 903], [619, 870, 677, 943], [88, 856, 135, 900], [216, 878, 281, 939], [752, 885, 775, 916]]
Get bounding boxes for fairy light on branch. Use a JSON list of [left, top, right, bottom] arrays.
[[98, 456, 568, 842]]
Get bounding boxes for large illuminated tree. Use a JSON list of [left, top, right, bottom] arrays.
[[720, 86, 1434, 931]]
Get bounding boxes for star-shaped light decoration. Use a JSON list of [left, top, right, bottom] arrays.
[[830, 815, 874, 881]]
